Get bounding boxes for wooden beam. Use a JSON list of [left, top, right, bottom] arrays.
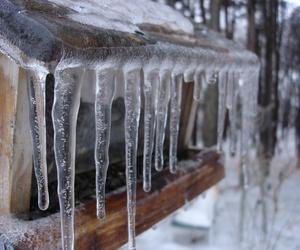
[[0, 54, 33, 214], [0, 150, 224, 250], [179, 82, 198, 151]]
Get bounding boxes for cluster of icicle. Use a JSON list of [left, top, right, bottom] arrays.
[[25, 46, 259, 250]]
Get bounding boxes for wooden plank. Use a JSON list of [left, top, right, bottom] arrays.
[[0, 0, 260, 75], [0, 54, 33, 214], [179, 82, 198, 151], [0, 150, 224, 250], [10, 69, 33, 214], [0, 54, 18, 213]]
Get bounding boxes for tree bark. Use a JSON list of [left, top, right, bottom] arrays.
[[247, 0, 257, 52], [200, 0, 206, 24], [258, 0, 279, 159], [209, 0, 221, 31]]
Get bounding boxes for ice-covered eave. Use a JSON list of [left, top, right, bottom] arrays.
[[0, 1, 260, 250], [0, 0, 258, 74]]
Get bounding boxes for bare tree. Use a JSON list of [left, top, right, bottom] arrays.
[[247, 0, 257, 52], [210, 0, 221, 31]]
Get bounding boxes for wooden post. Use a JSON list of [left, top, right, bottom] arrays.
[[0, 53, 33, 214]]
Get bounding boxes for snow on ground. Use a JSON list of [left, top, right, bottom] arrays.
[[134, 131, 300, 250]]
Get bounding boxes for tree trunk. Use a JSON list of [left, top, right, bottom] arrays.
[[209, 0, 221, 31], [247, 0, 257, 52], [200, 0, 206, 24], [258, 0, 280, 164]]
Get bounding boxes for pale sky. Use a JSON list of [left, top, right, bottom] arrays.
[[286, 0, 300, 4], [286, 0, 300, 17]]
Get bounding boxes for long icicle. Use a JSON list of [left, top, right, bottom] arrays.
[[240, 72, 253, 188], [52, 68, 83, 250], [193, 70, 204, 102], [169, 74, 183, 174], [155, 70, 171, 171], [27, 70, 49, 211], [228, 72, 239, 156], [124, 68, 141, 250], [143, 70, 159, 192], [95, 68, 115, 219], [240, 69, 260, 188], [217, 71, 228, 151]]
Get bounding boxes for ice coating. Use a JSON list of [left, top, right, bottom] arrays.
[[193, 70, 204, 101], [49, 0, 194, 34], [155, 70, 171, 171], [95, 68, 115, 219], [208, 71, 218, 85], [12, 61, 258, 250], [240, 75, 250, 188], [240, 70, 259, 188], [26, 70, 49, 211], [143, 70, 159, 192], [124, 68, 141, 250], [20, 65, 259, 250], [192, 67, 259, 187], [169, 74, 183, 174], [0, 1, 261, 248], [227, 72, 239, 156], [52, 68, 83, 250], [217, 71, 227, 151]]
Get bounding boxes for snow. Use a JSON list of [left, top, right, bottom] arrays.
[[135, 132, 300, 250], [49, 0, 194, 34]]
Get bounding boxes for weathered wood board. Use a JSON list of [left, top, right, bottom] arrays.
[[0, 150, 224, 250], [0, 53, 33, 214]]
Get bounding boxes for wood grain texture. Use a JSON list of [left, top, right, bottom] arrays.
[[0, 54, 32, 214], [179, 82, 198, 151], [0, 150, 224, 250]]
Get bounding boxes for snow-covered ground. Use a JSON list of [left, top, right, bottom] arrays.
[[134, 131, 300, 250]]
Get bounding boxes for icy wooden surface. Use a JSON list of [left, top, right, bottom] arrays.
[[0, 0, 258, 69], [0, 150, 224, 250]]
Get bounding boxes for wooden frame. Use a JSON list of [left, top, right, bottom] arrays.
[[0, 150, 224, 250]]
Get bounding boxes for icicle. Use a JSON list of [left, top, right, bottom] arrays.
[[143, 70, 159, 192], [227, 72, 238, 156], [124, 68, 141, 250], [217, 71, 228, 151], [193, 70, 204, 101], [240, 69, 259, 188], [226, 72, 234, 110], [207, 71, 218, 85], [169, 74, 183, 174], [27, 70, 49, 211], [184, 68, 195, 83], [240, 72, 256, 188], [95, 68, 115, 219], [155, 70, 171, 171], [52, 68, 83, 250]]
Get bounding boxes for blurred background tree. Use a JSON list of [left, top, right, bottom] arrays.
[[155, 0, 300, 169]]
